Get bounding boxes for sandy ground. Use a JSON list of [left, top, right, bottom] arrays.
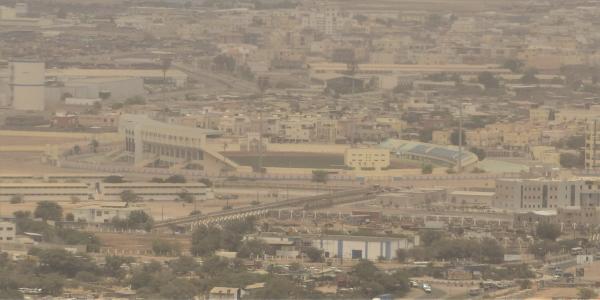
[[329, 0, 524, 12], [526, 287, 579, 299], [0, 152, 89, 175], [0, 135, 85, 146]]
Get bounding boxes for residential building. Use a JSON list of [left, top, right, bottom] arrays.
[[344, 147, 390, 171], [209, 287, 241, 300], [586, 118, 600, 170], [72, 202, 149, 224], [0, 221, 16, 242]]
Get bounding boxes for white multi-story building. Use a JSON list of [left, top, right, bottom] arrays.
[[493, 177, 600, 211], [300, 7, 342, 35], [586, 118, 600, 170]]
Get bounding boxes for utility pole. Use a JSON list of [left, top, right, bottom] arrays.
[[257, 103, 264, 173], [458, 102, 463, 173], [257, 76, 269, 174]]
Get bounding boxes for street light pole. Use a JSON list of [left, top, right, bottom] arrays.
[[458, 102, 463, 173]]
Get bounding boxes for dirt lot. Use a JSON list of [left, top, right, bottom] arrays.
[[0, 135, 85, 146], [526, 287, 578, 299], [330, 0, 524, 12], [0, 152, 88, 175]]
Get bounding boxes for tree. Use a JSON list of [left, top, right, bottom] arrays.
[[560, 152, 584, 169], [165, 175, 186, 183], [450, 129, 466, 146], [536, 223, 561, 241], [564, 135, 585, 150], [89, 139, 99, 153], [237, 239, 269, 259], [152, 239, 180, 256], [190, 225, 222, 257], [103, 175, 124, 183], [56, 8, 67, 18], [167, 256, 198, 275], [199, 178, 213, 187], [312, 170, 328, 183], [396, 249, 407, 263], [112, 211, 153, 231], [10, 195, 23, 204], [529, 240, 559, 260], [478, 72, 500, 89], [65, 213, 74, 222], [480, 238, 505, 263], [35, 273, 65, 296], [34, 201, 63, 221], [521, 69, 539, 84], [303, 246, 323, 262], [421, 164, 433, 174], [213, 54, 236, 72], [350, 260, 410, 298], [503, 59, 523, 73], [352, 260, 379, 280], [177, 191, 195, 203], [257, 76, 270, 94], [420, 230, 443, 246], [120, 190, 139, 203], [250, 277, 299, 299], [104, 255, 134, 279], [353, 14, 368, 24], [578, 288, 598, 299], [201, 256, 229, 277], [75, 271, 99, 283], [33, 248, 98, 277], [159, 278, 198, 300], [518, 279, 532, 290], [160, 57, 172, 84], [470, 147, 486, 161], [73, 145, 81, 155], [419, 128, 433, 143]]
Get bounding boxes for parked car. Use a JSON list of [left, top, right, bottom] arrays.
[[422, 283, 432, 293]]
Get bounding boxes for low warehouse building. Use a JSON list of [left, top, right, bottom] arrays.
[[310, 235, 419, 261]]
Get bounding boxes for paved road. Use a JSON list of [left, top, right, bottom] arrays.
[[404, 287, 447, 299]]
